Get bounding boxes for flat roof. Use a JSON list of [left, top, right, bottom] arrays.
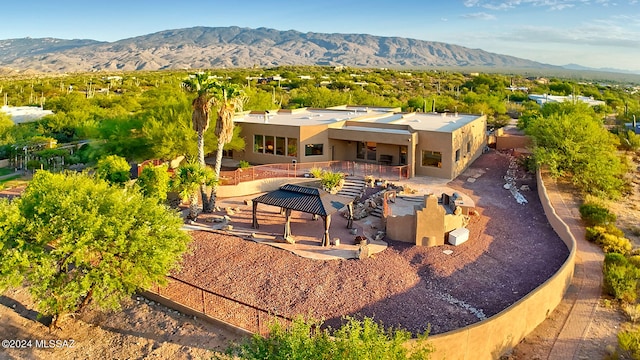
[[235, 108, 390, 126], [359, 112, 481, 132], [235, 108, 483, 133], [336, 125, 412, 135]]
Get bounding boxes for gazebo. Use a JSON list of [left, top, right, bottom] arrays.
[[251, 184, 355, 246]]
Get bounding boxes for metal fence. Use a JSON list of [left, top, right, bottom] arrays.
[[150, 276, 292, 335], [219, 161, 410, 186]]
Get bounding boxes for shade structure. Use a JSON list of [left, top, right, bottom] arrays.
[[251, 184, 354, 246]]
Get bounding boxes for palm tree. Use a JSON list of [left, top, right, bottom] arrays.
[[171, 162, 216, 221], [182, 72, 217, 167], [182, 73, 244, 213], [208, 83, 245, 211]]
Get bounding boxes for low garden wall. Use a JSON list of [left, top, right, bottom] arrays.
[[216, 177, 313, 198], [413, 170, 577, 359]]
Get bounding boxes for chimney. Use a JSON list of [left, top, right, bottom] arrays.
[[264, 110, 270, 123]]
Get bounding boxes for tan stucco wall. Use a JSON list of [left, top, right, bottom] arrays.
[[414, 195, 446, 246], [387, 197, 467, 246], [330, 139, 351, 161], [300, 124, 332, 163], [415, 115, 486, 180], [443, 214, 466, 235], [237, 123, 301, 164], [410, 170, 576, 359], [386, 214, 415, 243], [496, 135, 532, 150], [216, 177, 314, 198]]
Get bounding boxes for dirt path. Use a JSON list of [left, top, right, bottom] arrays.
[[511, 176, 624, 359]]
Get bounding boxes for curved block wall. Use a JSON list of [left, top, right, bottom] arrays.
[[409, 170, 577, 359]]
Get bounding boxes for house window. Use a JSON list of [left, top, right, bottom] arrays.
[[422, 150, 442, 168], [265, 136, 275, 155], [255, 134, 297, 157], [305, 143, 324, 156], [276, 137, 286, 155], [455, 149, 461, 162], [254, 135, 264, 153], [287, 138, 297, 157], [356, 141, 377, 161]]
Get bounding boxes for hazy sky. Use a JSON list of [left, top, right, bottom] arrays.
[[2, 0, 639, 71]]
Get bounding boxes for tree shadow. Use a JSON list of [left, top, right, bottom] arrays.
[[0, 294, 52, 326]]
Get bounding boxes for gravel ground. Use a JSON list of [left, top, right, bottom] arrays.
[[170, 150, 570, 335]]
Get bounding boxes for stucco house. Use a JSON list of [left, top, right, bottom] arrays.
[[232, 105, 487, 180]]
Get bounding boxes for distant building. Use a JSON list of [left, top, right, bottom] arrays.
[[0, 105, 53, 124], [625, 116, 640, 135], [528, 94, 605, 107], [232, 105, 487, 180]]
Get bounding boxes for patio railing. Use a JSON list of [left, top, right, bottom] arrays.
[[219, 161, 410, 186]]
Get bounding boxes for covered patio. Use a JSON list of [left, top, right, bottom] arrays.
[[251, 184, 354, 246]]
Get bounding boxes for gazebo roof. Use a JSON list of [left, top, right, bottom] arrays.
[[252, 184, 353, 216]]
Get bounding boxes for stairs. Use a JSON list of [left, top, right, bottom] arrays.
[[370, 207, 383, 218], [337, 176, 366, 200]]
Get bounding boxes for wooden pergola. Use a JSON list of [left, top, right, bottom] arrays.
[[251, 184, 354, 246]]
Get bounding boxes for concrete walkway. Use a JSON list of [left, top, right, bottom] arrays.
[[544, 178, 604, 359], [0, 170, 23, 181]]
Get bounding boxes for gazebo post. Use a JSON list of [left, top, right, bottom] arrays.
[[346, 202, 354, 229], [321, 214, 331, 247], [283, 208, 293, 241], [252, 201, 259, 229]]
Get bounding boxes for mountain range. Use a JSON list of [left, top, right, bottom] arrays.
[[0, 26, 567, 74]]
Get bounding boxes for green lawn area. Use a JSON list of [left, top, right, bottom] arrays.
[[0, 167, 15, 176]]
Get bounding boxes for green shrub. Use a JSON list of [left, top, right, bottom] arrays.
[[618, 326, 640, 360], [320, 171, 344, 192], [623, 304, 640, 323], [606, 253, 630, 267], [309, 167, 323, 179], [136, 164, 170, 202], [630, 255, 640, 269], [585, 226, 607, 242], [606, 225, 627, 238], [598, 234, 633, 255], [96, 155, 131, 186], [239, 160, 250, 169], [604, 253, 640, 303], [579, 203, 616, 226], [26, 159, 45, 171], [586, 225, 626, 243], [225, 316, 433, 360]]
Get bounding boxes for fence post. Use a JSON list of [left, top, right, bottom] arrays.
[[202, 288, 206, 314], [257, 309, 261, 334]]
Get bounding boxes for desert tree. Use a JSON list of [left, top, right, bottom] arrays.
[[0, 171, 190, 329], [95, 154, 131, 186]]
